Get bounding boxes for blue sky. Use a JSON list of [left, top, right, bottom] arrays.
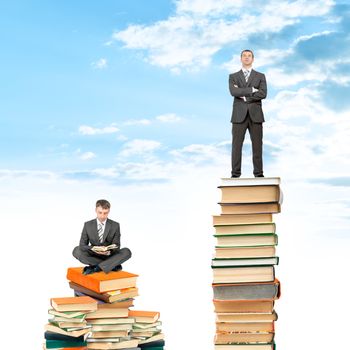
[[2, 0, 349, 182], [1, 2, 350, 349]]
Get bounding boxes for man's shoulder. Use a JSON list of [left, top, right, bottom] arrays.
[[107, 218, 119, 226], [252, 69, 265, 77]]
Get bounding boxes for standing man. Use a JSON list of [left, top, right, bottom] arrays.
[[72, 199, 132, 275], [229, 49, 267, 178]]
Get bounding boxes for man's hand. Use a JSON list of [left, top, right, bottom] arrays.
[[95, 250, 111, 256], [91, 246, 111, 255]]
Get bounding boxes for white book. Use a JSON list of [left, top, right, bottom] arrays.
[[212, 257, 278, 267], [220, 177, 281, 187]]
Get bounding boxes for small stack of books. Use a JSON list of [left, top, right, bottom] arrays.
[[212, 177, 282, 350], [44, 296, 98, 349], [129, 310, 165, 350], [66, 267, 165, 350]]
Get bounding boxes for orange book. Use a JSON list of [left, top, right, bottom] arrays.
[[129, 310, 160, 323], [66, 267, 138, 293], [213, 299, 274, 313], [50, 296, 98, 312]]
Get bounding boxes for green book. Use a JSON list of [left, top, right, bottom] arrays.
[[46, 339, 87, 349], [215, 234, 278, 247], [48, 309, 86, 319], [212, 256, 279, 267]]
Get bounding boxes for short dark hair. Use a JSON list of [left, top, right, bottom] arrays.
[[241, 49, 254, 58], [96, 199, 111, 209]]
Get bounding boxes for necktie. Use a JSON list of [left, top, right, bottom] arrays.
[[98, 222, 104, 243], [244, 70, 250, 82]]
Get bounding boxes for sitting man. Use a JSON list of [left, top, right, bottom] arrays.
[[72, 199, 132, 275]]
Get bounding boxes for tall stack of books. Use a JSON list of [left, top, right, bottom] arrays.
[[66, 267, 165, 350], [212, 177, 282, 350], [44, 296, 98, 350]]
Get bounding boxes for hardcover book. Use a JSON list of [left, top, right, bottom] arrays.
[[212, 279, 280, 300], [67, 267, 138, 293], [51, 296, 98, 312]]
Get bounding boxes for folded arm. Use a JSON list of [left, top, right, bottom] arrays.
[[247, 74, 267, 102], [229, 76, 254, 97]]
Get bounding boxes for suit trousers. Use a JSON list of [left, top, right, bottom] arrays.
[[231, 112, 263, 176], [72, 246, 132, 273]]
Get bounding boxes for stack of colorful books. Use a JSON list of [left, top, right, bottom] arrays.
[[44, 296, 98, 350], [212, 177, 282, 350], [66, 267, 165, 350]]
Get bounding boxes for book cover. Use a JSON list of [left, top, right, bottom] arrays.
[[51, 296, 98, 312], [67, 267, 138, 293]]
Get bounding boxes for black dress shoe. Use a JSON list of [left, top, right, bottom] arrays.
[[112, 265, 122, 272], [93, 265, 102, 273], [255, 174, 264, 177], [83, 265, 95, 275], [231, 174, 240, 178]]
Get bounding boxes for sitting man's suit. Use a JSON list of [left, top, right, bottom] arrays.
[[229, 69, 267, 177], [72, 218, 131, 273]]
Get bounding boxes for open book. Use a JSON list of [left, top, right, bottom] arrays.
[[91, 244, 118, 252]]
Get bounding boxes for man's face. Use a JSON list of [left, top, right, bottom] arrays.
[[96, 206, 110, 222], [241, 51, 254, 66]]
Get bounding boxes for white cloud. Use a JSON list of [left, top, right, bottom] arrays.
[[123, 114, 183, 126], [170, 142, 229, 164], [117, 134, 129, 141], [156, 113, 183, 123], [265, 67, 327, 87], [119, 139, 162, 157], [293, 30, 334, 44], [176, 0, 245, 16], [260, 58, 350, 88], [0, 169, 56, 180], [78, 125, 119, 135], [80, 151, 96, 161], [112, 0, 334, 72], [261, 85, 350, 181], [124, 119, 151, 126], [92, 167, 120, 178], [91, 58, 108, 69]]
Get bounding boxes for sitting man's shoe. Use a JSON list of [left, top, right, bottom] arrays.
[[231, 174, 240, 178], [93, 265, 102, 273], [112, 265, 122, 272], [255, 174, 264, 177], [83, 265, 95, 275]]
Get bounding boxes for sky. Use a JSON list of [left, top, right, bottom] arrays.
[[1, 1, 350, 349]]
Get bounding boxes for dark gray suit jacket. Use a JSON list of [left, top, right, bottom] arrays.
[[229, 69, 267, 123], [79, 218, 121, 253]]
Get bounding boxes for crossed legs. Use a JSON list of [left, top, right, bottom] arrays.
[[72, 246, 132, 273]]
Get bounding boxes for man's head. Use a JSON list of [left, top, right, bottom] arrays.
[[240, 49, 254, 68], [95, 199, 110, 222]]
